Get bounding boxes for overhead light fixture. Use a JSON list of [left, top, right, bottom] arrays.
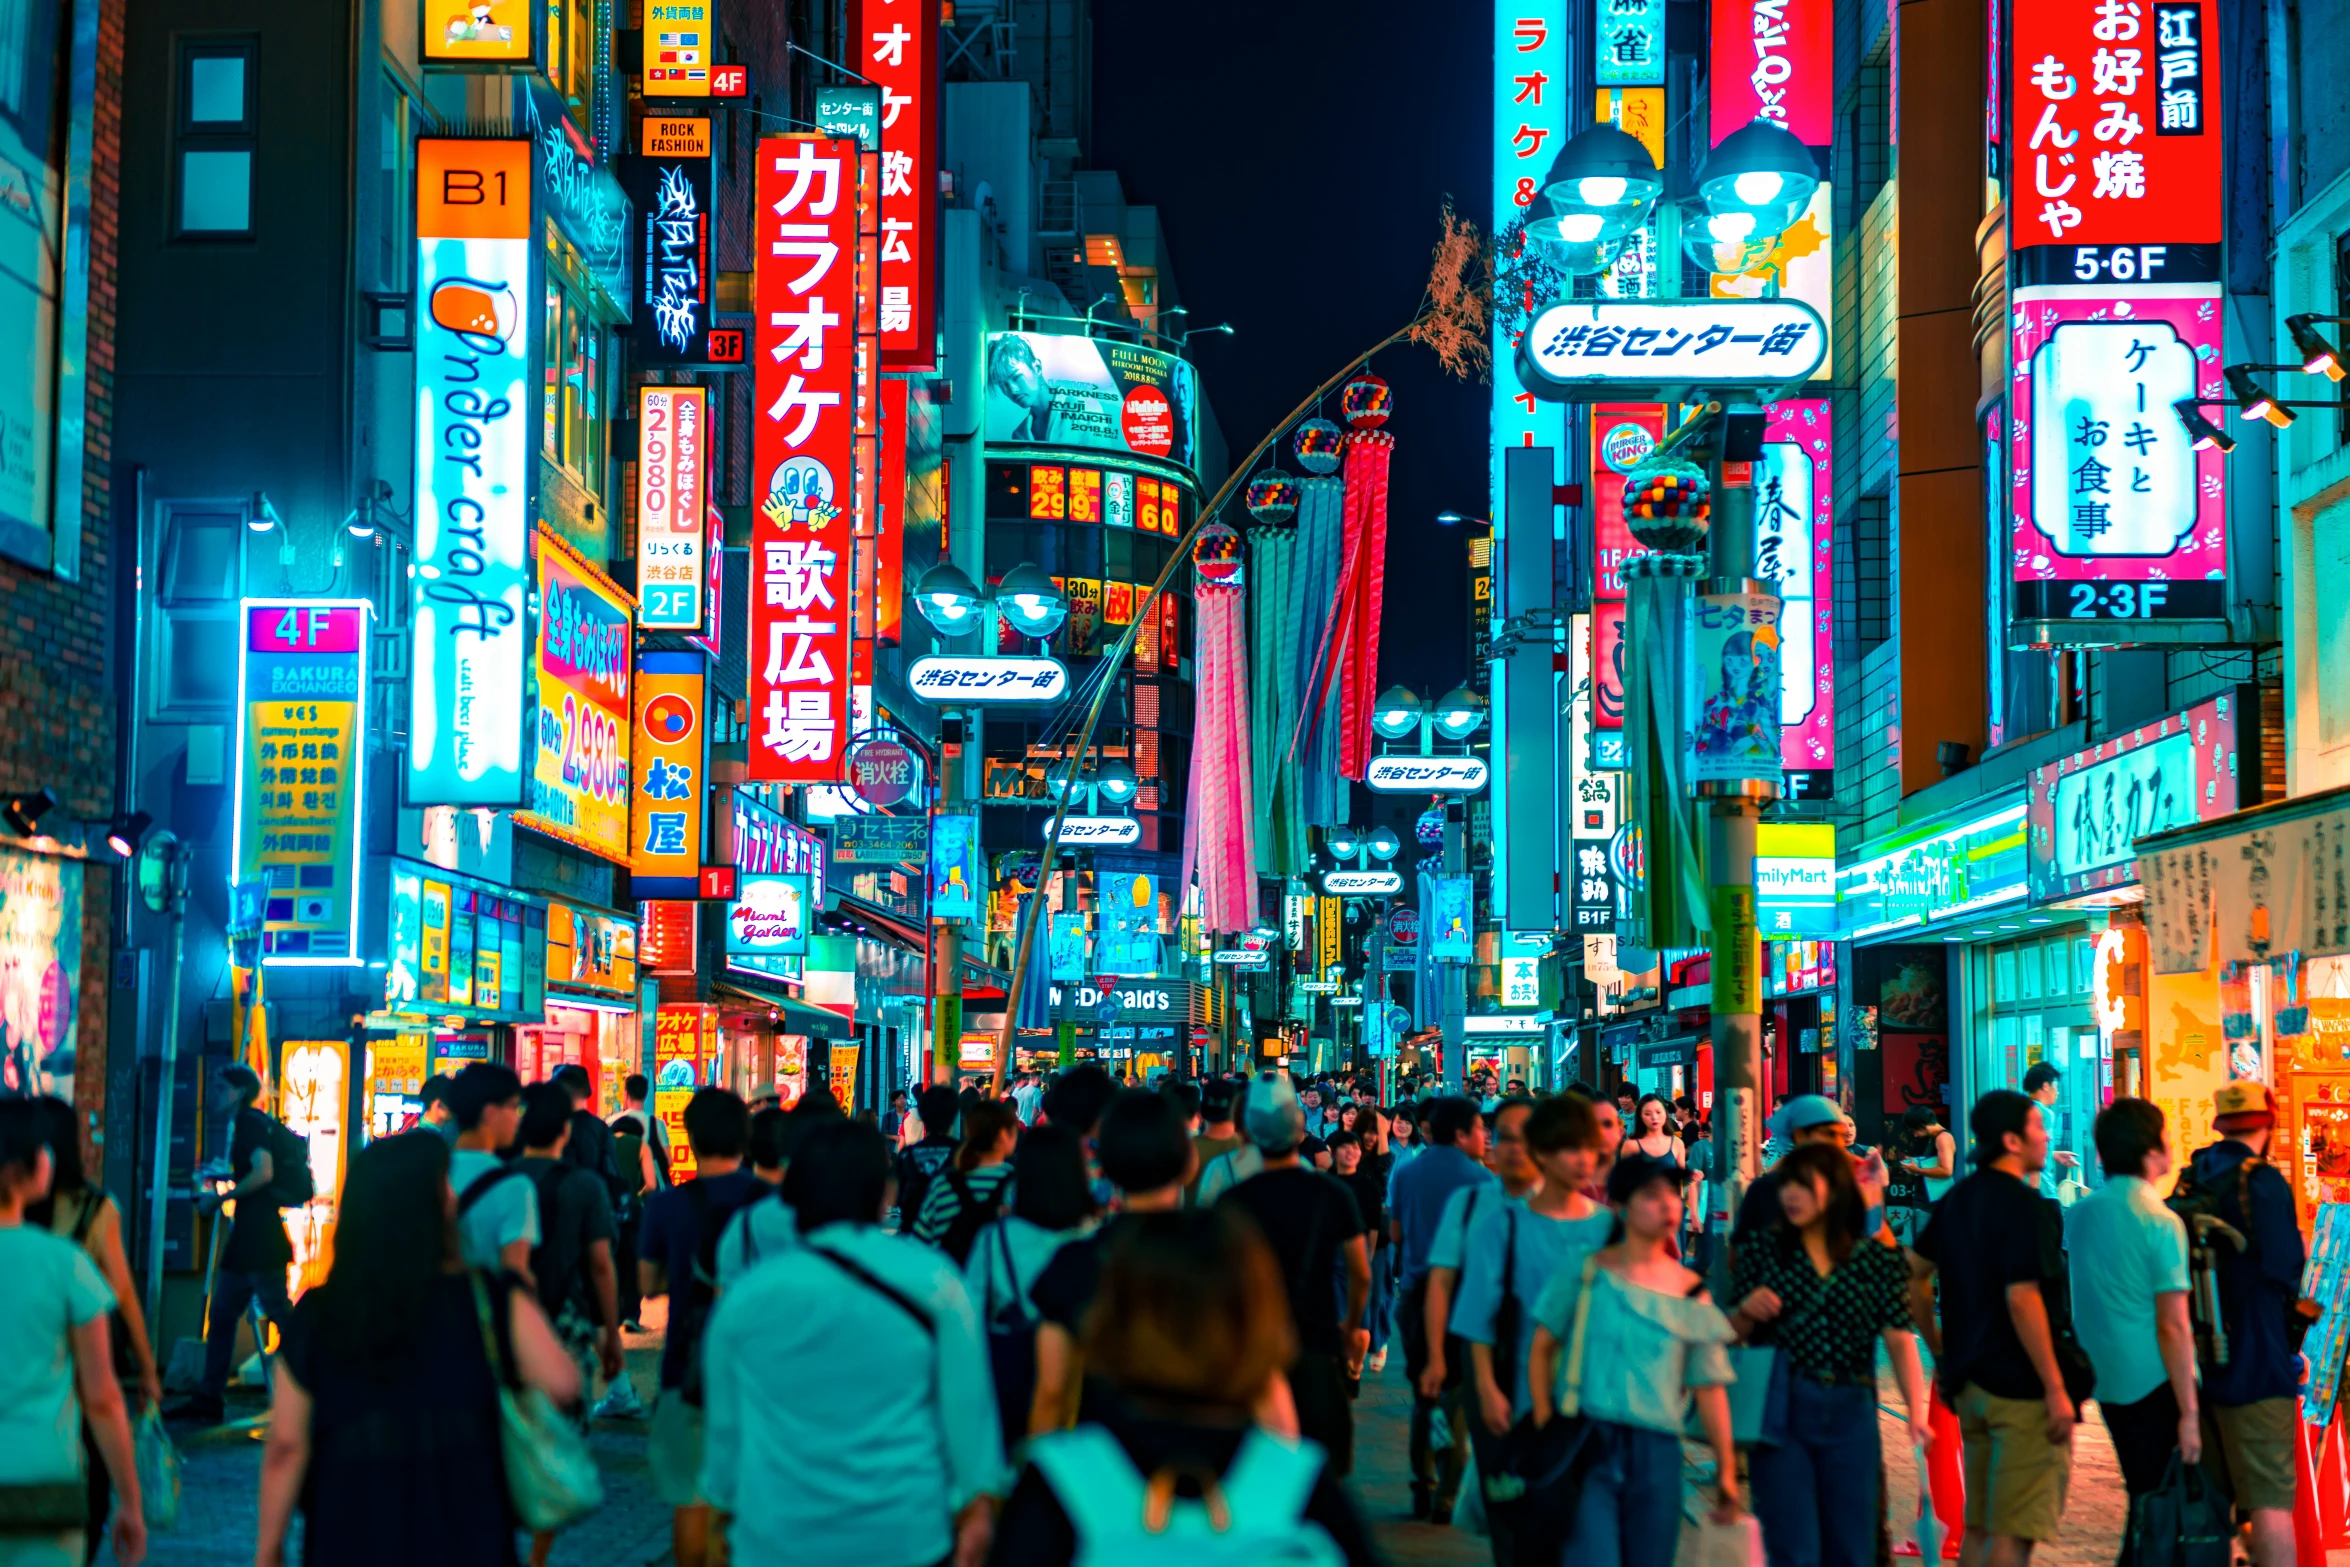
[[995, 561, 1069, 638], [1366, 827, 1402, 862], [1043, 759, 1080, 801], [247, 492, 281, 535], [1697, 119, 1819, 241], [2173, 400, 2237, 454], [105, 810, 152, 858], [1371, 686, 1423, 740], [1432, 685, 1488, 739], [1537, 124, 1662, 245], [2227, 365, 2295, 428], [2289, 314, 2347, 381], [4, 787, 57, 838], [1323, 827, 1361, 861], [1093, 758, 1138, 806], [912, 561, 984, 633]]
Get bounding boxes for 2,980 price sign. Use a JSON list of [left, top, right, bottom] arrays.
[[2011, 580, 2225, 623]]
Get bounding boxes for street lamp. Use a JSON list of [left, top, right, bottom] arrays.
[[1432, 686, 1488, 740], [1366, 826, 1401, 862], [1434, 510, 1492, 529], [1370, 684, 1487, 752], [1697, 119, 1819, 245], [912, 561, 985, 634], [995, 561, 1070, 638], [1322, 826, 1361, 860], [1093, 757, 1139, 807], [1528, 124, 1662, 274], [1371, 686, 1424, 740]]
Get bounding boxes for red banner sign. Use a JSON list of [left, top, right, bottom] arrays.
[[1710, 0, 1832, 147], [751, 136, 860, 781], [855, 0, 938, 372]]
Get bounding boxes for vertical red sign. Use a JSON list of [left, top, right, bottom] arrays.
[[876, 378, 909, 646], [855, 0, 938, 372], [751, 136, 860, 782], [1709, 0, 1833, 147], [2010, 0, 2220, 248]]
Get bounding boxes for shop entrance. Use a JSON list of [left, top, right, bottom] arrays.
[[1979, 928, 2102, 1194]]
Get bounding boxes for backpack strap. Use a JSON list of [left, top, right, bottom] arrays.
[[805, 1246, 936, 1337], [1218, 1429, 1326, 1527], [458, 1165, 525, 1216], [1027, 1426, 1149, 1542]]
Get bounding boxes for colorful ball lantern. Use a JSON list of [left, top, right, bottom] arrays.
[[1619, 459, 1712, 553], [1245, 468, 1301, 528], [1193, 518, 1245, 591], [1340, 371, 1392, 430], [1293, 417, 1346, 474]]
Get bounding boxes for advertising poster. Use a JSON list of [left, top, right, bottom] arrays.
[[622, 121, 714, 364], [852, 0, 938, 371], [233, 601, 368, 963], [1588, 405, 1665, 761], [1060, 576, 1102, 654], [2009, 285, 2227, 628], [751, 137, 859, 780], [384, 860, 547, 1024], [1049, 912, 1089, 983], [411, 139, 534, 807], [727, 871, 810, 957], [1430, 878, 1474, 961], [1099, 873, 1161, 974], [1760, 401, 1834, 797], [520, 531, 636, 862], [642, 0, 713, 94], [546, 902, 637, 995], [929, 814, 981, 922], [983, 332, 1201, 472], [635, 386, 708, 629], [652, 1004, 718, 1180], [0, 846, 78, 1102], [423, 0, 533, 63], [629, 651, 708, 897], [1686, 590, 1783, 787]]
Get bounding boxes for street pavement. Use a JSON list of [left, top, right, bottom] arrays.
[[123, 1336, 2148, 1565]]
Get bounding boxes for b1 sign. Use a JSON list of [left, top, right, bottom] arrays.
[[1365, 755, 1491, 794], [1518, 299, 1826, 399], [410, 140, 533, 807]]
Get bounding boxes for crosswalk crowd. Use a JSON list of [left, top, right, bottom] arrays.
[[0, 1055, 2314, 1567]]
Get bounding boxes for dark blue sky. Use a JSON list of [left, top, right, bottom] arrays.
[[1092, 1, 1489, 694]]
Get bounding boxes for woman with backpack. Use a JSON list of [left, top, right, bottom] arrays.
[[914, 1100, 1021, 1263], [991, 1207, 1378, 1566], [964, 1124, 1096, 1455], [24, 1097, 161, 1565]]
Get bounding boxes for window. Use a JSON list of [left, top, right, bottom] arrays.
[[378, 80, 415, 290], [1834, 489, 1890, 656], [151, 504, 242, 714], [546, 0, 595, 128], [176, 40, 256, 236], [541, 257, 605, 493]]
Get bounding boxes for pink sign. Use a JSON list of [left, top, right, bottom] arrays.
[[1762, 400, 1833, 793], [1711, 0, 1833, 148]]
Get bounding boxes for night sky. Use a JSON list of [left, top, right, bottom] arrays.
[[1092, 0, 1489, 696]]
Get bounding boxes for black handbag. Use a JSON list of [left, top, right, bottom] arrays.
[[982, 1220, 1041, 1451], [1486, 1253, 1604, 1560], [0, 1482, 89, 1536]]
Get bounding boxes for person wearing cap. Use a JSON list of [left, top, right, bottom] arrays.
[[1217, 1073, 1372, 1476], [1524, 1154, 1741, 1567], [2183, 1079, 2305, 1567], [1728, 1094, 1891, 1270]]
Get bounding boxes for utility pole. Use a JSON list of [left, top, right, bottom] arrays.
[[141, 835, 192, 1341]]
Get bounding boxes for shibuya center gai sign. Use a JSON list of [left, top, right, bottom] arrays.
[[1365, 755, 1490, 794], [1322, 869, 1404, 897], [1050, 816, 1141, 846], [1518, 299, 1827, 399], [907, 654, 1069, 703]]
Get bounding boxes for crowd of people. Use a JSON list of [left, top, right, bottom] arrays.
[[0, 1051, 2315, 1567]]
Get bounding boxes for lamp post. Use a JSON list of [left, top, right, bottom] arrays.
[[138, 831, 193, 1339]]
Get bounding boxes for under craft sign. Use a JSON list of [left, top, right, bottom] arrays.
[[1517, 299, 1827, 398], [1365, 755, 1490, 794]]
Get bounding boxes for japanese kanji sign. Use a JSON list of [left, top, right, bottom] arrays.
[[2029, 690, 2239, 901], [1711, 0, 1831, 147], [519, 530, 636, 863], [752, 136, 859, 780], [1520, 299, 1826, 397], [2009, 283, 2227, 628], [234, 601, 368, 964], [1566, 613, 1620, 934], [2011, 0, 2220, 249], [630, 651, 708, 899], [1492, 0, 1569, 564], [1589, 404, 1665, 761], [1364, 756, 1491, 794], [852, 0, 938, 371], [1760, 400, 1833, 799], [905, 654, 1071, 703], [1596, 0, 1665, 85], [636, 386, 707, 629]]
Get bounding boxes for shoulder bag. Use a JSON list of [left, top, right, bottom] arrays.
[[982, 1221, 1040, 1450], [470, 1272, 603, 1533], [1496, 1253, 1606, 1564]]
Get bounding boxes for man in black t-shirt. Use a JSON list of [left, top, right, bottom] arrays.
[[894, 1084, 961, 1228], [176, 1064, 293, 1424], [1911, 1089, 2078, 1557], [1220, 1073, 1369, 1476], [516, 1083, 622, 1391]]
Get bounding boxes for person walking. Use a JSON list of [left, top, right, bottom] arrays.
[[1908, 1090, 2089, 1567], [255, 1131, 576, 1567], [992, 1208, 1380, 1566], [913, 1100, 1020, 1263], [1524, 1154, 1740, 1567], [608, 1073, 667, 1341], [1388, 1095, 1496, 1524], [1330, 1129, 1394, 1374], [2065, 1097, 2200, 1567], [2021, 1064, 2083, 1198], [712, 1106, 803, 1287], [1728, 1142, 1932, 1567], [419, 1075, 460, 1146], [897, 1084, 964, 1229], [2179, 1082, 2305, 1567], [0, 1099, 145, 1567], [446, 1064, 537, 1278], [1453, 1093, 1615, 1566], [700, 1119, 1003, 1567], [176, 1064, 295, 1426], [1625, 1095, 1685, 1166], [23, 1097, 160, 1563], [511, 1084, 624, 1419], [1218, 1075, 1371, 1477], [964, 1122, 1095, 1453], [635, 1088, 765, 1567], [1188, 1079, 1244, 1205]]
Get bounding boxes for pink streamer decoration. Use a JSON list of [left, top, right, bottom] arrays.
[[1334, 432, 1393, 780], [1180, 574, 1258, 934]]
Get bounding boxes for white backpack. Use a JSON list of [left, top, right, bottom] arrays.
[[1024, 1424, 1346, 1567]]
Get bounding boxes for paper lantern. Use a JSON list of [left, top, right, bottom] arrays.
[[1245, 469, 1301, 527], [1193, 518, 1244, 590], [1340, 372, 1392, 430], [1620, 460, 1712, 552], [1293, 418, 1346, 474]]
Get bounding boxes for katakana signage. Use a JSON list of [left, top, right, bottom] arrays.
[[1364, 755, 1491, 794], [2028, 691, 2240, 901], [751, 137, 859, 781], [1711, 0, 1832, 147], [1518, 299, 1827, 398], [853, 0, 938, 371], [906, 654, 1070, 704], [1492, 0, 1570, 561]]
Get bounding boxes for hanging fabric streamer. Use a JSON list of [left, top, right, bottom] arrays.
[[1334, 429, 1395, 780], [1248, 522, 1298, 872], [1290, 475, 1346, 833], [1180, 522, 1259, 934]]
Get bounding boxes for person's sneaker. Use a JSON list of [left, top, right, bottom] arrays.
[[1367, 1347, 1388, 1373], [1429, 1498, 1455, 1527], [1409, 1488, 1433, 1522], [592, 1379, 646, 1420], [621, 1319, 646, 1334], [164, 1394, 224, 1426]]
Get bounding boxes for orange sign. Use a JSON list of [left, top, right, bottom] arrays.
[[417, 139, 531, 237]]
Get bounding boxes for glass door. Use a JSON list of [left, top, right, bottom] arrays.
[[1979, 927, 2101, 1193]]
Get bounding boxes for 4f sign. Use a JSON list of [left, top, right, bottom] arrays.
[[1365, 755, 1491, 795]]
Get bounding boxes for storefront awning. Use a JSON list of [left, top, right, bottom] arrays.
[[2136, 779, 2350, 975]]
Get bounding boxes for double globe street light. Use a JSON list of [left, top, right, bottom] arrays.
[[1371, 684, 1489, 750], [1528, 115, 1818, 279], [912, 559, 1070, 640]]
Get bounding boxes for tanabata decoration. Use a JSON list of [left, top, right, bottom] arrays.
[[1245, 469, 1301, 528], [1294, 423, 1396, 782], [1340, 371, 1392, 430], [1293, 418, 1347, 475], [1181, 516, 1258, 934], [1621, 460, 1711, 553]]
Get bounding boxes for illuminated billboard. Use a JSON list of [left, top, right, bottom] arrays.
[[410, 139, 533, 807], [1710, 0, 1832, 147], [2027, 692, 2242, 902], [636, 385, 708, 629], [982, 332, 1201, 473], [630, 651, 707, 898], [622, 121, 715, 365], [519, 531, 635, 861], [855, 0, 938, 371], [1760, 400, 1833, 799], [233, 601, 368, 965]]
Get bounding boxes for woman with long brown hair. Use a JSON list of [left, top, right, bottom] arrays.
[[991, 1207, 1377, 1564], [913, 1099, 1022, 1263], [1727, 1142, 1930, 1567]]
